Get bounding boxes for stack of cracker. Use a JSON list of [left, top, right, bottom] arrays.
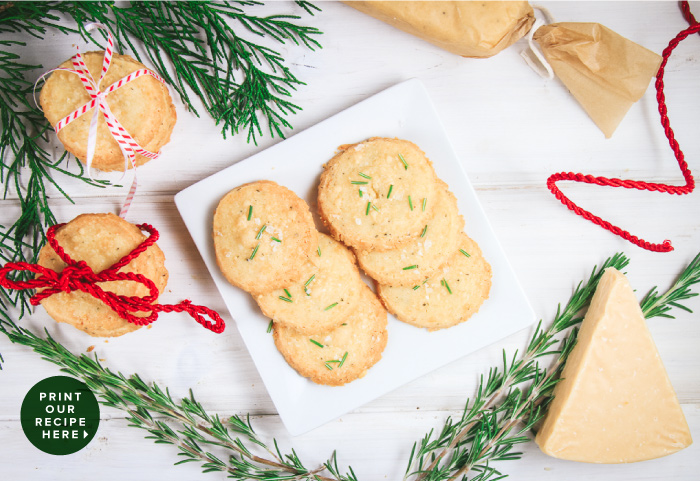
[[213, 181, 388, 386], [317, 137, 492, 331]]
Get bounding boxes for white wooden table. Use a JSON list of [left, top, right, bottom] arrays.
[[1, 1, 699, 479]]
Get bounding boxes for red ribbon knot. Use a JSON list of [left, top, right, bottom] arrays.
[[0, 223, 225, 334]]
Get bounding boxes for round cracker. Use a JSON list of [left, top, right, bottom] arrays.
[[318, 137, 437, 251], [213, 180, 319, 294], [377, 234, 491, 331], [255, 233, 364, 334], [40, 51, 176, 172], [356, 182, 464, 286], [37, 213, 168, 337], [272, 285, 388, 386]]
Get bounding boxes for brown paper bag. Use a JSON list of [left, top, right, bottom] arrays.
[[344, 1, 535, 58], [533, 22, 662, 138]]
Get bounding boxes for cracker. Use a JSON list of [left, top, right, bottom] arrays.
[[255, 233, 364, 334], [356, 182, 463, 286], [213, 180, 319, 294], [273, 285, 388, 386], [376, 234, 491, 331], [40, 51, 176, 172], [318, 137, 437, 251], [36, 213, 168, 337]]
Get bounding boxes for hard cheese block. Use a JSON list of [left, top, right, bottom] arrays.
[[535, 268, 692, 463]]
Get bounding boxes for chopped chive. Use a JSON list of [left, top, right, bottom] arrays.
[[255, 225, 267, 239], [271, 237, 281, 243], [365, 201, 371, 216], [398, 153, 408, 170], [324, 362, 334, 371], [442, 278, 452, 294], [278, 296, 293, 303], [304, 288, 311, 297], [351, 180, 369, 185], [310, 339, 324, 348], [420, 225, 428, 238], [339, 351, 348, 367], [408, 195, 413, 211], [358, 172, 372, 179], [412, 284, 420, 290], [371, 203, 380, 213], [317, 246, 322, 256], [387, 184, 394, 198], [422, 197, 427, 212], [283, 288, 292, 298], [247, 205, 253, 220], [324, 302, 339, 311], [327, 359, 341, 364], [403, 264, 418, 270], [459, 249, 471, 257], [359, 189, 363, 198], [248, 243, 260, 261], [305, 274, 316, 287], [267, 320, 273, 333]]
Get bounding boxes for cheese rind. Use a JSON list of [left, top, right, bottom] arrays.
[[535, 268, 692, 463]]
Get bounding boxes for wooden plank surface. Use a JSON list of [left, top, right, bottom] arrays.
[[1, 1, 699, 479]]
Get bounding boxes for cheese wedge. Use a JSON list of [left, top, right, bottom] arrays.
[[535, 268, 692, 463]]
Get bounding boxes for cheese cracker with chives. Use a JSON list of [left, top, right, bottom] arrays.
[[318, 137, 437, 251], [213, 180, 318, 294]]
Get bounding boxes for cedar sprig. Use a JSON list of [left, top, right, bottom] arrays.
[[405, 252, 700, 481]]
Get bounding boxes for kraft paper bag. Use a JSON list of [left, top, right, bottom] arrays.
[[533, 22, 662, 138]]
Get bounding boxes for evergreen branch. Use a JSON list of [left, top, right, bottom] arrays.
[[405, 253, 700, 481]]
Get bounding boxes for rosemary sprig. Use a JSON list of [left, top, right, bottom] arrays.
[[404, 252, 700, 481], [0, 318, 355, 480]]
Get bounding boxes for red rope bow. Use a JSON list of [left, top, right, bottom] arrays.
[[0, 223, 225, 334], [546, 2, 698, 252]]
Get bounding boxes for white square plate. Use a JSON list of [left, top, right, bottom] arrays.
[[175, 78, 536, 436]]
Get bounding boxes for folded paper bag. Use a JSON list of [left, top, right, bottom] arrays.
[[533, 22, 662, 138], [344, 1, 535, 58]]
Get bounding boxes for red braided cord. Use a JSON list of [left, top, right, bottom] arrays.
[[546, 4, 698, 252], [0, 223, 225, 334]]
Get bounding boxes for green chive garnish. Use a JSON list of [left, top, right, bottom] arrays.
[[305, 274, 316, 287], [358, 172, 372, 179], [324, 362, 333, 370], [371, 203, 380, 213], [317, 246, 322, 256], [247, 205, 253, 220], [339, 351, 348, 367], [387, 184, 394, 199], [248, 243, 260, 260], [271, 237, 281, 243], [310, 339, 324, 348], [267, 320, 273, 333], [324, 302, 338, 311], [365, 201, 371, 216], [408, 195, 413, 211], [399, 153, 408, 170], [403, 265, 418, 270], [459, 249, 471, 257], [442, 278, 453, 294], [255, 225, 267, 239], [283, 288, 292, 298], [351, 180, 369, 185], [422, 198, 427, 212], [279, 295, 292, 303], [420, 225, 428, 238], [359, 189, 363, 198], [412, 284, 420, 290]]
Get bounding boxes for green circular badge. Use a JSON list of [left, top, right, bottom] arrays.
[[20, 375, 100, 455]]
